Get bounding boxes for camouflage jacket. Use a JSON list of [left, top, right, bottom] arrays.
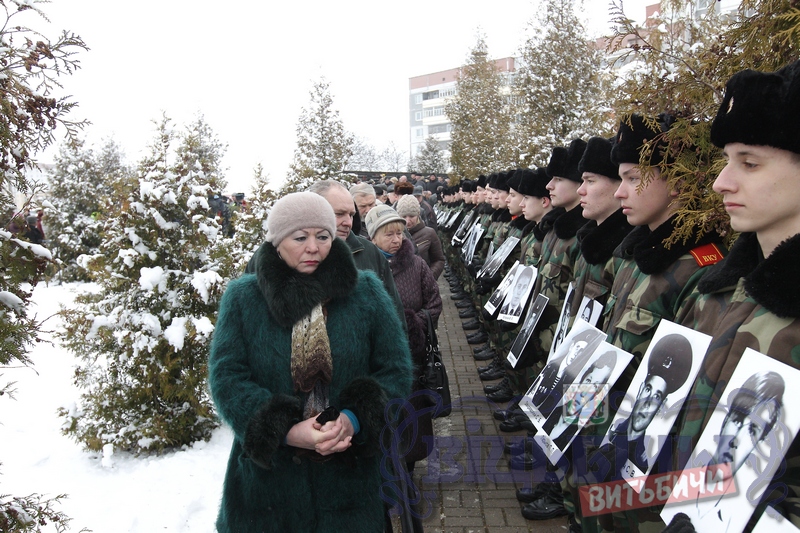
[[520, 207, 564, 269], [568, 209, 633, 328], [603, 216, 726, 363], [529, 205, 589, 358], [591, 219, 725, 533], [673, 232, 800, 532]]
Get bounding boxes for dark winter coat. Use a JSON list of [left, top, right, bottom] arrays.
[[408, 219, 445, 280], [209, 237, 413, 533], [387, 237, 442, 463]]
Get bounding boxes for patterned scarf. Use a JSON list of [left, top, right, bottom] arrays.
[[290, 303, 333, 420]]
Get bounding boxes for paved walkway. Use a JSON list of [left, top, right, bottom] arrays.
[[405, 275, 569, 533]]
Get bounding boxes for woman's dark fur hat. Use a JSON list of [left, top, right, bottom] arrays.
[[579, 136, 619, 180], [711, 59, 800, 154], [611, 113, 675, 166]]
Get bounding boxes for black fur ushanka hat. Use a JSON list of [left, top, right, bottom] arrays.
[[564, 138, 588, 182], [611, 113, 674, 166], [711, 59, 800, 154], [517, 167, 551, 199], [546, 146, 568, 179], [578, 136, 619, 180]]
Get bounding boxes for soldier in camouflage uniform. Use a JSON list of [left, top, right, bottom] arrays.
[[585, 115, 725, 533], [514, 140, 590, 522], [481, 168, 557, 402], [662, 60, 800, 533]]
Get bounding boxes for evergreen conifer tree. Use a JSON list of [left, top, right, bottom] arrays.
[[46, 137, 131, 282], [59, 115, 231, 453], [514, 0, 614, 166], [282, 78, 354, 194], [605, 0, 800, 244], [0, 1, 88, 529], [411, 135, 449, 175], [446, 36, 516, 181]]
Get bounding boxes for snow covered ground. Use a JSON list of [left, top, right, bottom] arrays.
[[0, 282, 232, 532]]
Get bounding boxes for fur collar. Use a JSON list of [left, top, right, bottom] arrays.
[[578, 209, 633, 265], [699, 232, 800, 318], [521, 220, 537, 238], [554, 205, 589, 240], [615, 215, 722, 275], [491, 208, 512, 223], [510, 215, 529, 231], [534, 207, 565, 241], [255, 238, 358, 328], [387, 237, 415, 273]]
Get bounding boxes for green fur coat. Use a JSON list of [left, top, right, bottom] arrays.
[[209, 237, 413, 532]]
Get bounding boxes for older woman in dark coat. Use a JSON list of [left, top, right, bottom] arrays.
[[209, 192, 412, 533], [395, 194, 445, 279], [365, 204, 442, 468]]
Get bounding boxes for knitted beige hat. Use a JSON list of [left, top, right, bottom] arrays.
[[266, 192, 336, 244], [364, 204, 405, 239], [395, 194, 420, 218]]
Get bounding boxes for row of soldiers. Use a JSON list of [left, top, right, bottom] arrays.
[[433, 59, 800, 533]]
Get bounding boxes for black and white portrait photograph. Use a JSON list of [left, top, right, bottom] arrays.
[[506, 293, 549, 368], [478, 236, 520, 279], [661, 348, 800, 533], [462, 223, 484, 265], [534, 342, 633, 464], [485, 262, 521, 316], [519, 319, 606, 427], [577, 296, 603, 328], [597, 320, 711, 484], [548, 283, 576, 359], [498, 265, 536, 324]]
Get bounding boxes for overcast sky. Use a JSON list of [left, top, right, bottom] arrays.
[[40, 0, 653, 193]]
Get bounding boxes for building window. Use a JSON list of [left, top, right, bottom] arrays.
[[428, 123, 451, 135], [415, 111, 422, 121], [414, 127, 424, 139], [413, 94, 422, 104], [439, 87, 456, 98], [423, 106, 445, 118], [423, 90, 440, 101]]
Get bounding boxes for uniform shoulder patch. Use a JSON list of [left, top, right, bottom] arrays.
[[689, 243, 724, 267]]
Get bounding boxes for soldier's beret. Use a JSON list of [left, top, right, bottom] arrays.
[[646, 333, 693, 395]]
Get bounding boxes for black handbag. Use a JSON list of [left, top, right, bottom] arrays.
[[419, 310, 451, 418]]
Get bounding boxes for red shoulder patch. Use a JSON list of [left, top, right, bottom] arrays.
[[689, 243, 724, 267]]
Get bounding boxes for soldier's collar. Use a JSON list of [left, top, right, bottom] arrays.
[[699, 232, 800, 318]]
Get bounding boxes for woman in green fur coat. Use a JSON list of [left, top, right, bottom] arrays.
[[209, 192, 413, 533]]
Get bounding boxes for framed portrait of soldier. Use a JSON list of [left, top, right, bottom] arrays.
[[533, 342, 633, 465], [597, 320, 711, 484], [661, 348, 800, 533], [507, 293, 549, 368], [498, 265, 536, 323], [576, 296, 603, 328], [452, 211, 476, 245], [478, 236, 520, 279], [462, 223, 484, 265], [548, 283, 576, 359], [485, 263, 521, 316], [519, 319, 606, 428]]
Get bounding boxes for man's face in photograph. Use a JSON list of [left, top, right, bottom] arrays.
[[711, 404, 771, 479], [566, 364, 612, 418], [630, 375, 668, 434]]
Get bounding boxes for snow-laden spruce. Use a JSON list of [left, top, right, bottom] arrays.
[[58, 115, 237, 454]]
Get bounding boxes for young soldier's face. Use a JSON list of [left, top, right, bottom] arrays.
[[497, 190, 509, 209], [714, 143, 800, 251], [507, 188, 524, 216], [615, 164, 675, 230], [546, 176, 580, 208], [521, 195, 547, 222], [577, 172, 621, 223]]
